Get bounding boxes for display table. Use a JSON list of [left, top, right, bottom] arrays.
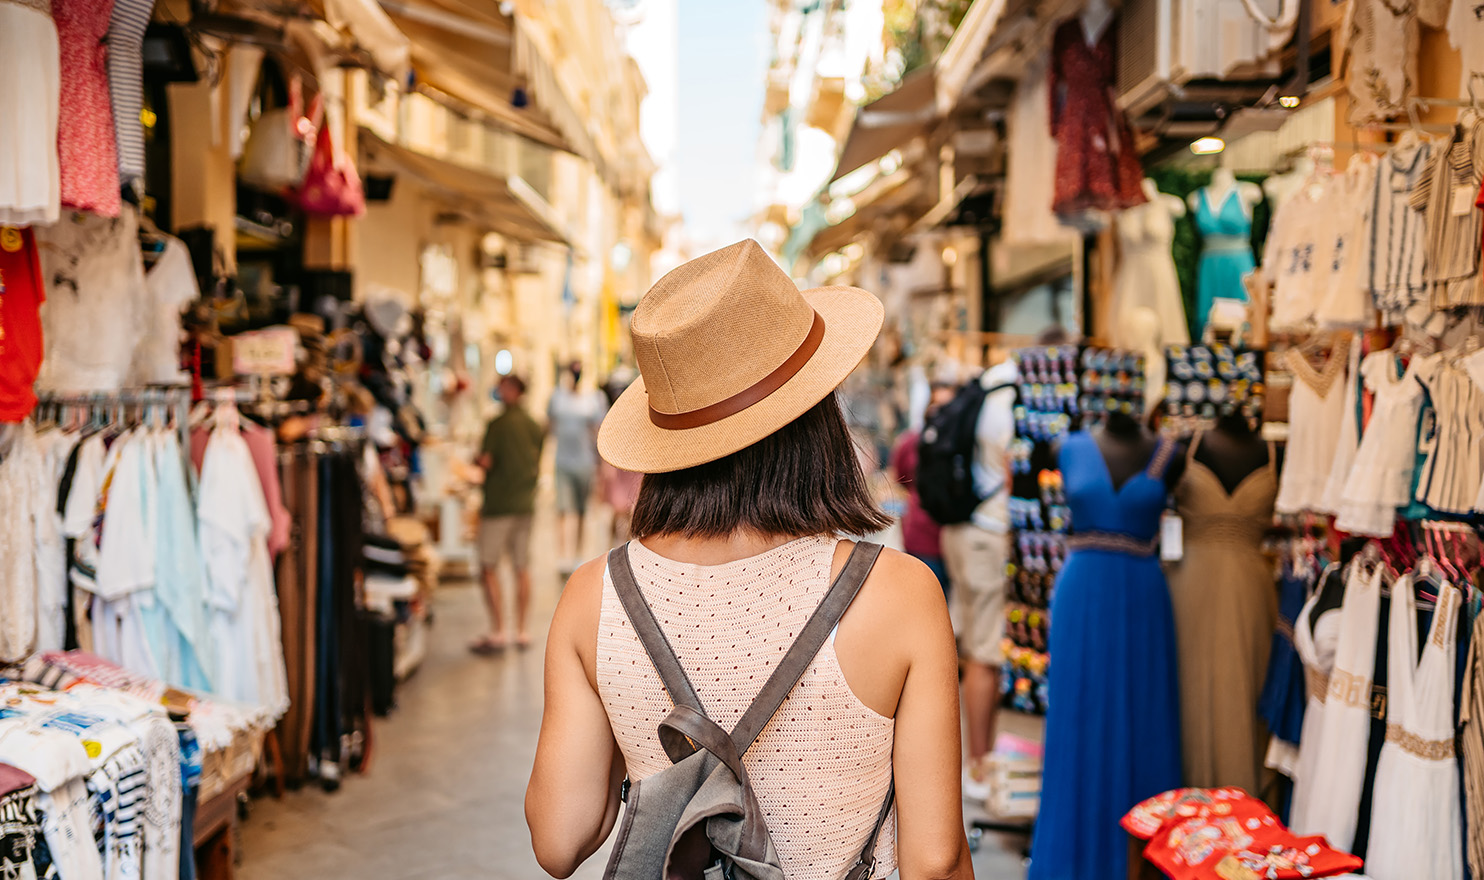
[[194, 771, 253, 880]]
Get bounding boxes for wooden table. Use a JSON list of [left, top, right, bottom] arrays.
[[194, 772, 252, 880]]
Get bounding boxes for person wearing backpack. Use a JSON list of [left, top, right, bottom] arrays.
[[526, 240, 973, 880], [917, 356, 1018, 805]]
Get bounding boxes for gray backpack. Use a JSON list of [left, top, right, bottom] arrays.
[[603, 541, 895, 880]]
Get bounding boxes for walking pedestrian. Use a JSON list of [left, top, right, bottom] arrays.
[[527, 240, 973, 879], [472, 374, 544, 653], [548, 361, 607, 573], [889, 383, 956, 595]]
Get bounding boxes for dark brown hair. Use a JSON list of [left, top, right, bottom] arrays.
[[630, 392, 891, 539]]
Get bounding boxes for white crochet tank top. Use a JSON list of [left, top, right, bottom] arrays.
[[597, 535, 897, 879]]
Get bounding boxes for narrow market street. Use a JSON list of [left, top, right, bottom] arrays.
[[237, 499, 1030, 879]]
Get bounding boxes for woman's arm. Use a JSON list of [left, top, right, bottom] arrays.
[[526, 558, 625, 878], [843, 550, 975, 879]]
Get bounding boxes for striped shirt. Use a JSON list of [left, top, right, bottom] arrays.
[[1410, 117, 1484, 309], [1369, 139, 1433, 324], [106, 0, 156, 194]]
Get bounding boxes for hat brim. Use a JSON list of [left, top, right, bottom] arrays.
[[598, 285, 884, 474]]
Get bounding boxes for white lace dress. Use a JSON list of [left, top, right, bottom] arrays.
[[0, 0, 60, 226], [1112, 195, 1190, 347], [1276, 340, 1352, 514], [1336, 352, 1426, 536], [1365, 575, 1464, 880], [1291, 561, 1383, 851], [1288, 568, 1342, 831]]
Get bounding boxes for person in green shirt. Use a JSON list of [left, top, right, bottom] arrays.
[[472, 375, 546, 653]]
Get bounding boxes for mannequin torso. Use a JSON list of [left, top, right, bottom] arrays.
[[1192, 414, 1280, 494], [1189, 168, 1262, 218], [1061, 412, 1186, 492], [1080, 0, 1116, 43]]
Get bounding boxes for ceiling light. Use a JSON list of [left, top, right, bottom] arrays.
[[1278, 95, 1301, 109], [1190, 137, 1226, 155]]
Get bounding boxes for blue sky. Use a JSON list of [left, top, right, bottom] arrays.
[[673, 0, 769, 248]]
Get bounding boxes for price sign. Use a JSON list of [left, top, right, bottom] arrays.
[[231, 326, 298, 376]]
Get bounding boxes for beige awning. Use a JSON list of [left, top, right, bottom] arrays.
[[359, 129, 570, 245], [830, 67, 937, 183], [373, 1, 579, 157], [807, 171, 929, 259]]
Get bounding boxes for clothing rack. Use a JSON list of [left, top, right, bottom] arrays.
[[35, 387, 193, 447]]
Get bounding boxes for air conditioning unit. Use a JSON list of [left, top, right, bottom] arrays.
[[1118, 0, 1285, 117]]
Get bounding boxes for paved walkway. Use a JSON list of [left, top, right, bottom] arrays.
[[237, 507, 1030, 878]]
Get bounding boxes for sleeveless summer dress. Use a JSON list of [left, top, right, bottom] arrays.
[[1166, 434, 1278, 792], [1193, 186, 1257, 339], [1028, 432, 1183, 880], [1289, 565, 1343, 831], [597, 536, 896, 880], [1365, 574, 1464, 880], [1290, 560, 1383, 851], [1113, 196, 1190, 347]]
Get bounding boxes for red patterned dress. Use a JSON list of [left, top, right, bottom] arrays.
[[53, 0, 120, 217], [1049, 17, 1146, 216]]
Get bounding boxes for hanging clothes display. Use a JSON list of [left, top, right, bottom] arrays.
[[1291, 560, 1383, 851], [0, 424, 41, 663], [106, 0, 157, 197], [1413, 351, 1484, 514], [1048, 17, 1146, 218], [1461, 607, 1484, 879], [1313, 154, 1381, 329], [1336, 351, 1426, 537], [1259, 559, 1319, 780], [1263, 174, 1333, 332], [1166, 434, 1278, 792], [1275, 339, 1352, 515], [0, 0, 60, 227], [1365, 575, 1463, 880], [1004, 51, 1070, 246], [0, 225, 46, 423], [1368, 136, 1433, 326], [1192, 187, 1257, 339], [1447, 0, 1484, 96], [129, 235, 196, 386], [1320, 335, 1365, 515], [1112, 183, 1190, 347], [34, 211, 148, 393], [53, 0, 121, 217], [1028, 433, 1183, 880], [1411, 115, 1484, 310], [1344, 0, 1422, 125]]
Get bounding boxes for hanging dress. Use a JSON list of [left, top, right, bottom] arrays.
[[1336, 352, 1425, 537], [1460, 609, 1484, 878], [0, 0, 61, 226], [1344, 0, 1421, 125], [1320, 335, 1365, 515], [1259, 559, 1316, 779], [1048, 18, 1147, 218], [1192, 187, 1256, 339], [1290, 560, 1383, 851], [1411, 116, 1484, 310], [1413, 352, 1484, 515], [1028, 432, 1183, 880], [1166, 434, 1278, 792], [1368, 138, 1433, 325], [1315, 155, 1379, 327], [53, 0, 121, 217], [1112, 195, 1190, 347], [1275, 339, 1352, 515], [1365, 574, 1463, 880], [1289, 564, 1343, 832]]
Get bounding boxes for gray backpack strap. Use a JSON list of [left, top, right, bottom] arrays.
[[842, 780, 895, 880], [608, 543, 704, 712], [731, 541, 884, 753]]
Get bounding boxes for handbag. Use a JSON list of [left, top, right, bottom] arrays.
[[296, 123, 366, 217], [239, 106, 306, 191]]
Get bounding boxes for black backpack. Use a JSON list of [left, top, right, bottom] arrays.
[[916, 379, 1015, 525]]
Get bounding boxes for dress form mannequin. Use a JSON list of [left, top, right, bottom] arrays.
[[1080, 0, 1117, 42], [1193, 412, 1278, 494], [1188, 167, 1262, 218], [1144, 178, 1187, 219], [1092, 411, 1186, 491]]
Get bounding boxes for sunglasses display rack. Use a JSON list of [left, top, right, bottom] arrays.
[[1162, 343, 1266, 431], [1002, 344, 1146, 714]]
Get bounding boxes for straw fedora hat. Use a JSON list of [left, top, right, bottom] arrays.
[[598, 239, 883, 474]]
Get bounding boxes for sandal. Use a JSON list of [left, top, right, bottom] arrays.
[[468, 635, 507, 656]]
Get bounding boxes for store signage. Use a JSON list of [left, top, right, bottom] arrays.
[[231, 326, 298, 376]]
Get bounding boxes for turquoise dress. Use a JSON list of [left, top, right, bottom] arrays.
[[1193, 187, 1256, 339]]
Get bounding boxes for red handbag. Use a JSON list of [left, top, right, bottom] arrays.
[[296, 123, 365, 217]]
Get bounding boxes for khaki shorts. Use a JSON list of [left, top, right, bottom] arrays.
[[941, 523, 1009, 666], [479, 514, 534, 571]]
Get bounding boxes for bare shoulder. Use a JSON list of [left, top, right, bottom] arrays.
[[838, 542, 951, 624], [554, 553, 610, 688]]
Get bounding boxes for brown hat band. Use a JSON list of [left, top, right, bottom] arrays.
[[648, 311, 827, 430]]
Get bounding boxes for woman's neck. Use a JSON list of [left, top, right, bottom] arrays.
[[637, 531, 807, 566]]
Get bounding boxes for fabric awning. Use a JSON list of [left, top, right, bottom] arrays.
[[319, 0, 410, 80], [374, 1, 578, 156], [830, 67, 937, 183], [359, 129, 570, 246], [806, 171, 928, 259]]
